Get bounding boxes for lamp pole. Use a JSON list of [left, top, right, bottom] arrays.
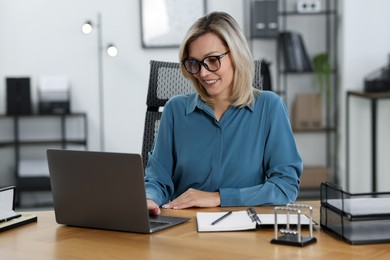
[[97, 12, 105, 151], [83, 13, 117, 151]]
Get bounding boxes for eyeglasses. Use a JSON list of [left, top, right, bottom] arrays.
[[181, 51, 230, 74]]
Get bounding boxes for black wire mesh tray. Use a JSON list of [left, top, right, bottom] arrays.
[[320, 182, 390, 244]]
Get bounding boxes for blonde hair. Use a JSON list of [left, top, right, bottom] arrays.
[[179, 11, 257, 107]]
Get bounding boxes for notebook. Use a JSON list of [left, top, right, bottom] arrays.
[[47, 149, 189, 234], [0, 186, 37, 233], [196, 209, 313, 232]]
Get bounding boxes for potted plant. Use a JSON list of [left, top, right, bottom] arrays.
[[313, 53, 332, 105]]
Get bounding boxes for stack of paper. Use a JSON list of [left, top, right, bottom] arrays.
[[39, 75, 69, 102]]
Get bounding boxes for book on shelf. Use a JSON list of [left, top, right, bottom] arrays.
[[0, 186, 37, 232], [279, 31, 313, 72], [196, 208, 313, 232]]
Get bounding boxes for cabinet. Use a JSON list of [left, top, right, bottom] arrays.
[[0, 113, 87, 206], [277, 0, 338, 197]]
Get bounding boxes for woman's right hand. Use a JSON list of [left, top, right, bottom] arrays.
[[147, 199, 161, 215]]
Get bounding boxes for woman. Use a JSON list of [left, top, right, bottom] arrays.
[[146, 11, 302, 215]]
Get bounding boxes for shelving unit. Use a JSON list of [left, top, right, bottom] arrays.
[[247, 0, 338, 198], [277, 0, 338, 197], [0, 113, 87, 206]]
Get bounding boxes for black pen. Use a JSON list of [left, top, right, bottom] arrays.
[[0, 214, 22, 224], [211, 211, 232, 225]]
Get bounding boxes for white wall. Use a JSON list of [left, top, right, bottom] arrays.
[[0, 0, 242, 185], [339, 0, 390, 191], [0, 0, 243, 150]]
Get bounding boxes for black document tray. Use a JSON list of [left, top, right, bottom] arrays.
[[320, 182, 390, 244]]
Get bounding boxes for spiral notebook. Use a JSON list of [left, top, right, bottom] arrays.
[[196, 208, 313, 232]]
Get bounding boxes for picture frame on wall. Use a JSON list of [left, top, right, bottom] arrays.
[[140, 0, 206, 48]]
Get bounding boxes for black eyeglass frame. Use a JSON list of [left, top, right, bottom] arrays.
[[181, 51, 230, 74]]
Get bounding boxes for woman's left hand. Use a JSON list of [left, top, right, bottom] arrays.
[[162, 188, 220, 209]]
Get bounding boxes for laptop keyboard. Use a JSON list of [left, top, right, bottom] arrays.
[[150, 221, 169, 229]]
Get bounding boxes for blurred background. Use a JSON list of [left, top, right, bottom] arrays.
[[1, 0, 390, 208]]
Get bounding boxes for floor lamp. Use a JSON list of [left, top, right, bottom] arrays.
[[82, 13, 118, 151]]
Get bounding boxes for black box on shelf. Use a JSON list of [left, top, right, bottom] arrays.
[[6, 77, 32, 115], [364, 67, 390, 92], [320, 182, 390, 244], [364, 55, 390, 92], [244, 0, 279, 39], [38, 101, 70, 114]]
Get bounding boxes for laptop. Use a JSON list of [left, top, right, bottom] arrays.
[[46, 149, 190, 233]]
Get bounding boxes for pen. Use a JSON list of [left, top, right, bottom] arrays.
[[0, 214, 22, 224], [211, 211, 232, 225]]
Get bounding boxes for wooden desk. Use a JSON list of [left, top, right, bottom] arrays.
[[1, 202, 390, 259]]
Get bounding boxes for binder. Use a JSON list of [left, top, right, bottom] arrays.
[[279, 31, 313, 72]]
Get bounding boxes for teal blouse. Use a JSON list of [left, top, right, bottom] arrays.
[[145, 91, 302, 207]]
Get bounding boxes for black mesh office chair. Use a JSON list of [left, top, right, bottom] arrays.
[[141, 60, 263, 168]]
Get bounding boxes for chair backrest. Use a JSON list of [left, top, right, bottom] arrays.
[[141, 60, 263, 168]]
